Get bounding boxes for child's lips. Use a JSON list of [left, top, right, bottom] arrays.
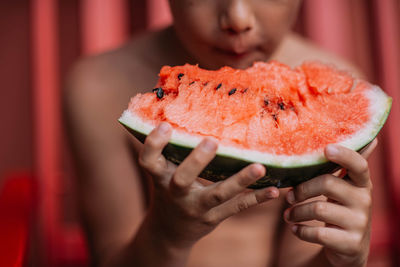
[[214, 46, 258, 59]]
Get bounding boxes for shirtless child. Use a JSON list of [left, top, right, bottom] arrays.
[[64, 1, 377, 266]]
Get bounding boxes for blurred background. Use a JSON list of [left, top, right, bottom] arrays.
[[0, 0, 399, 266]]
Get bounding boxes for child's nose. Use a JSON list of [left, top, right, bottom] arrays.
[[220, 0, 255, 35]]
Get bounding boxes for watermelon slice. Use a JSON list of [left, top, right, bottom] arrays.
[[119, 61, 392, 188]]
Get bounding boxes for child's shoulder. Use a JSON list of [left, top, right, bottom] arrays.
[[68, 30, 164, 93], [63, 30, 170, 148], [64, 29, 172, 122], [277, 33, 364, 78]]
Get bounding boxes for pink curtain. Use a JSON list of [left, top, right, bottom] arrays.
[[26, 0, 398, 265], [81, 0, 129, 55]]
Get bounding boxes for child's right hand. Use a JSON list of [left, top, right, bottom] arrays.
[[138, 122, 279, 249]]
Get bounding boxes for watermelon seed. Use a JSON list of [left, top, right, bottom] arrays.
[[189, 81, 195, 85], [153, 87, 164, 99], [216, 83, 222, 90], [278, 102, 285, 110], [272, 114, 279, 128], [228, 88, 237, 96], [178, 73, 184, 80], [242, 88, 248, 93], [264, 98, 269, 106]]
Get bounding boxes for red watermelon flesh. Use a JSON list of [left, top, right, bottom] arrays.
[[119, 61, 391, 187], [126, 61, 379, 156]]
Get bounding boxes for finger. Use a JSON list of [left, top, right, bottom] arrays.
[[170, 137, 218, 194], [201, 164, 268, 208], [325, 144, 370, 187], [139, 122, 172, 176], [205, 187, 279, 224], [292, 224, 361, 256], [287, 174, 355, 206], [285, 200, 362, 229], [359, 138, 378, 160]]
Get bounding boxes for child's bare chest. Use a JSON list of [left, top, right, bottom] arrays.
[[187, 197, 286, 267]]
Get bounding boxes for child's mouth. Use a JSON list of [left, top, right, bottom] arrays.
[[214, 47, 255, 60]]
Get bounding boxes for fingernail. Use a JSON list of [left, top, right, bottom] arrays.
[[284, 209, 291, 221], [291, 225, 298, 233], [326, 144, 339, 156], [202, 138, 217, 152], [158, 122, 170, 134], [266, 188, 278, 198], [287, 190, 295, 204]]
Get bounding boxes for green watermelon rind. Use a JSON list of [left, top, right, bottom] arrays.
[[119, 86, 392, 188]]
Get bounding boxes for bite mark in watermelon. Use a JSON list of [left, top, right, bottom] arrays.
[[119, 61, 392, 188]]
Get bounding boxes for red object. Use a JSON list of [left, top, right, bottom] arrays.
[[0, 172, 37, 267], [31, 0, 62, 264], [32, 0, 87, 265], [81, 0, 129, 55], [31, 0, 130, 265]]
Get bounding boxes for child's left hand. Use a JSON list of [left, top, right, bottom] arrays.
[[284, 139, 378, 267]]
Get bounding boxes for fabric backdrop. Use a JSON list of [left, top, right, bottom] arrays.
[[1, 0, 398, 266]]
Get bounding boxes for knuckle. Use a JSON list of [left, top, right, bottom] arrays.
[[138, 156, 150, 169], [182, 206, 200, 219], [138, 156, 161, 175], [358, 193, 372, 208], [170, 174, 189, 190], [145, 135, 159, 149], [347, 233, 363, 255], [358, 158, 369, 174], [209, 188, 226, 206], [313, 202, 327, 218], [297, 225, 305, 238], [236, 199, 250, 213], [321, 175, 335, 189], [356, 213, 369, 229], [315, 227, 328, 243], [202, 214, 219, 227], [296, 183, 307, 200]]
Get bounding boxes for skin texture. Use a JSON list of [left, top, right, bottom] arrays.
[[169, 0, 301, 69], [64, 0, 373, 266]]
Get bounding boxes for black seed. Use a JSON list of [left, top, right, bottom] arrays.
[[228, 88, 237, 96], [178, 73, 184, 80], [242, 88, 248, 93], [264, 98, 269, 106], [216, 83, 222, 90], [272, 114, 278, 121], [153, 87, 164, 99], [278, 102, 285, 110], [189, 81, 195, 85]]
